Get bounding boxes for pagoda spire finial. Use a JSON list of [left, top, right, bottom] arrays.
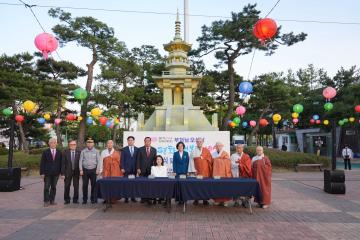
[[174, 9, 182, 40]]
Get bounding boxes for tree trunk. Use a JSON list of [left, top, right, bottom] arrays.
[[112, 126, 117, 143], [56, 93, 63, 147], [77, 48, 97, 148], [247, 104, 271, 146], [12, 104, 28, 152], [221, 60, 236, 130]]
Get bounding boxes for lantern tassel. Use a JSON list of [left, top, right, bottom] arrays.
[[42, 51, 48, 60]]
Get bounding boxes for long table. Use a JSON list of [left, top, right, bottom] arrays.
[[96, 177, 261, 214]]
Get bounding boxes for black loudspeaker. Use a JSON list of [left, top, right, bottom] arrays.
[[324, 169, 345, 194], [0, 168, 21, 192]]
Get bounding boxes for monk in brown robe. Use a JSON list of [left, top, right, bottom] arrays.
[[252, 146, 272, 208], [212, 142, 232, 206], [100, 140, 123, 204], [190, 138, 213, 206]]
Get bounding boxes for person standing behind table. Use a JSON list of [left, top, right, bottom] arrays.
[[191, 137, 213, 206], [40, 138, 63, 207], [252, 146, 272, 209], [342, 145, 353, 170], [172, 142, 190, 176], [212, 142, 232, 207], [79, 138, 101, 204], [136, 137, 157, 204], [61, 139, 81, 204], [121, 136, 138, 203], [230, 144, 252, 207], [100, 140, 123, 178]]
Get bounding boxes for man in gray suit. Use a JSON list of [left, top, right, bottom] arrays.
[[61, 139, 81, 204]]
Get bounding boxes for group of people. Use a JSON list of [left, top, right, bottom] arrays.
[[40, 136, 272, 209]]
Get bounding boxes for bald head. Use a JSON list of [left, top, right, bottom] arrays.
[[107, 140, 114, 150], [236, 144, 244, 154], [196, 138, 204, 148], [215, 142, 224, 152], [256, 146, 264, 156]]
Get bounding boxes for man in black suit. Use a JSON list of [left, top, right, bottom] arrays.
[[40, 137, 62, 207], [136, 137, 157, 177], [61, 139, 81, 204], [121, 136, 138, 203]]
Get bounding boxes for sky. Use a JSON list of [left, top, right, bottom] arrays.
[[1, 0, 360, 90]]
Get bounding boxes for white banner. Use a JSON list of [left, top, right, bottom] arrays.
[[123, 131, 230, 172]]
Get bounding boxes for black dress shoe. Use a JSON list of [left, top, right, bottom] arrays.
[[203, 200, 209, 206], [91, 200, 97, 204], [64, 201, 70, 205], [125, 198, 129, 203], [82, 201, 87, 204], [193, 200, 199, 206], [73, 200, 79, 204], [131, 198, 137, 203]]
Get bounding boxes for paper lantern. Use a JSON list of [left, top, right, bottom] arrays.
[[44, 113, 51, 121], [272, 114, 281, 123], [114, 118, 120, 125], [66, 113, 76, 121], [54, 118, 61, 125], [259, 119, 268, 127], [73, 88, 88, 101], [86, 117, 93, 125], [343, 118, 349, 123], [324, 102, 333, 111], [310, 119, 315, 124], [37, 118, 45, 124], [238, 82, 253, 95], [91, 108, 102, 117], [253, 18, 277, 44], [242, 121, 248, 128], [322, 86, 336, 100], [15, 115, 24, 123], [229, 122, 236, 128], [293, 104, 304, 114], [291, 112, 299, 119], [34, 33, 58, 60], [349, 117, 355, 122], [233, 117, 241, 124], [235, 106, 246, 116], [313, 115, 320, 120], [323, 120, 329, 125], [316, 120, 321, 124], [249, 120, 256, 127], [23, 100, 36, 112], [77, 116, 83, 122], [105, 121, 112, 128], [2, 108, 13, 117], [292, 118, 299, 124], [355, 105, 360, 113], [99, 116, 108, 126], [338, 120, 344, 126]]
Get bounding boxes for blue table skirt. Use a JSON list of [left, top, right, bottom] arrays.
[[96, 177, 261, 202], [97, 177, 178, 199], [177, 177, 262, 202]]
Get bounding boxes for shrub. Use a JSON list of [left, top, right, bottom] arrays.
[[244, 146, 330, 169]]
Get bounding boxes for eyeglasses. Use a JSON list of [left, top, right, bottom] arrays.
[[69, 143, 76, 146]]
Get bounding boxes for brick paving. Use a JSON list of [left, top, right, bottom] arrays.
[[0, 170, 359, 240]]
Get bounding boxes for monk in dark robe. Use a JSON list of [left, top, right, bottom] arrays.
[[252, 146, 272, 208], [212, 142, 232, 206]]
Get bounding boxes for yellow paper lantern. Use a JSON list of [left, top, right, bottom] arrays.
[[349, 117, 355, 122], [23, 100, 36, 112], [91, 108, 102, 117], [77, 116, 83, 122], [323, 119, 329, 125], [43, 113, 51, 121], [272, 114, 281, 123], [114, 118, 120, 125], [291, 112, 299, 119]]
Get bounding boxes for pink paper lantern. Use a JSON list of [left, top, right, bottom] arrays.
[[249, 120, 256, 127], [34, 33, 58, 60], [235, 106, 246, 116], [54, 118, 61, 125], [322, 87, 336, 100], [292, 118, 299, 124]]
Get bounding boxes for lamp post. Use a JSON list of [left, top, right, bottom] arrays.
[[7, 118, 15, 168]]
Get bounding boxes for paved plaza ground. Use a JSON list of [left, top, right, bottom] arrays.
[[0, 170, 359, 240]]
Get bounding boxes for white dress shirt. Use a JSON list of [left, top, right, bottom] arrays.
[[151, 165, 168, 177]]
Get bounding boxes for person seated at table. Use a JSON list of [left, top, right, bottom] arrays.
[[151, 155, 168, 205], [252, 146, 272, 209], [172, 141, 189, 177], [230, 144, 252, 207], [212, 141, 232, 207], [190, 137, 213, 206], [151, 155, 168, 177]]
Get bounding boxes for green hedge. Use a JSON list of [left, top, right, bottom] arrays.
[[244, 147, 330, 169], [0, 152, 41, 169]]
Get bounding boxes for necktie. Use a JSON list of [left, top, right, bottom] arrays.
[[71, 151, 75, 170], [146, 147, 150, 157], [52, 149, 55, 161], [130, 147, 133, 157]]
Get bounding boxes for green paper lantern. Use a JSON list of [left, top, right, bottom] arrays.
[[343, 118, 349, 123], [2, 108, 13, 117], [338, 120, 344, 126], [293, 104, 304, 114], [324, 102, 333, 111], [73, 88, 88, 101], [233, 117, 241, 124]]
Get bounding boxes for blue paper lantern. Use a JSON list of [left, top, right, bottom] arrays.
[[242, 121, 248, 128], [105, 121, 112, 128], [313, 114, 320, 120], [239, 81, 253, 95], [86, 117, 93, 125], [37, 118, 45, 125]]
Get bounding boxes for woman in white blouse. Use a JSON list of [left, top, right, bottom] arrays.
[[151, 155, 168, 205], [151, 155, 168, 177]]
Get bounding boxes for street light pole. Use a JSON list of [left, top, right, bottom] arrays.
[[7, 118, 15, 168]]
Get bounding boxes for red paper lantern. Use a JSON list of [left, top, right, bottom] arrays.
[[66, 113, 76, 121], [99, 116, 108, 126], [253, 18, 278, 44], [316, 120, 321, 124], [15, 115, 24, 123], [355, 105, 360, 113], [259, 118, 269, 127], [310, 119, 315, 124]]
